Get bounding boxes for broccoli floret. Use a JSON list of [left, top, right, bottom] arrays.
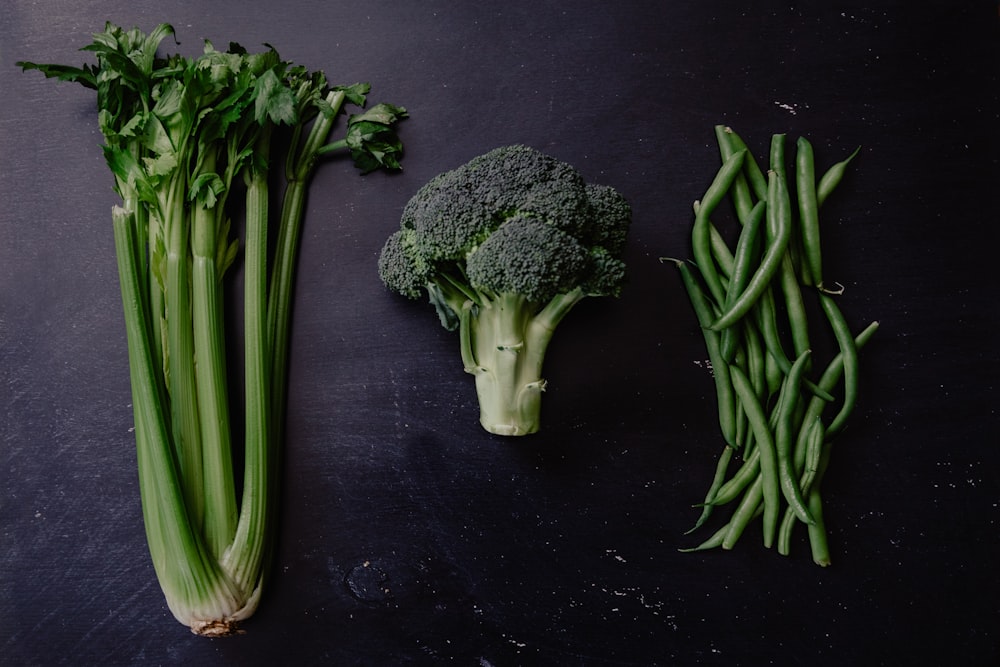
[[378, 145, 631, 436]]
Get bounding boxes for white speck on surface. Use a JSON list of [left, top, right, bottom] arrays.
[[774, 101, 801, 115]]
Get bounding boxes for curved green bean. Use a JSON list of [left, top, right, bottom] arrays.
[[709, 169, 792, 331], [819, 294, 860, 439], [674, 260, 738, 448], [706, 444, 759, 507], [719, 200, 766, 361], [777, 416, 824, 556], [722, 475, 764, 550], [792, 320, 878, 467], [722, 127, 768, 201], [692, 150, 747, 305], [687, 444, 735, 534], [799, 416, 826, 493], [753, 285, 835, 402], [704, 210, 735, 280], [715, 125, 757, 224], [679, 522, 729, 553]]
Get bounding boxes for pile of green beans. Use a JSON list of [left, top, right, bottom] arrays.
[[673, 126, 877, 566]]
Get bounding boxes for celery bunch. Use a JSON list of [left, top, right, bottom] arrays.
[[19, 23, 406, 635]]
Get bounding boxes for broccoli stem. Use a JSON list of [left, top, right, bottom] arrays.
[[462, 290, 585, 435]]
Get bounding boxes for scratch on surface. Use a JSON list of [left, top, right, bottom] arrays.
[[774, 101, 801, 115]]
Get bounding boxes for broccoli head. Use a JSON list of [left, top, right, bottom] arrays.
[[378, 145, 631, 436]]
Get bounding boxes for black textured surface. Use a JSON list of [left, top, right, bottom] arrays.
[[2, 1, 998, 665]]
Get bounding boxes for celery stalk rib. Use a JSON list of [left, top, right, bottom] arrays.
[[191, 201, 238, 561], [267, 90, 347, 437], [225, 159, 272, 596], [162, 179, 205, 530]]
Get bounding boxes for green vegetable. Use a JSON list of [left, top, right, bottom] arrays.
[[708, 169, 794, 332], [674, 126, 876, 565], [19, 22, 406, 634], [692, 149, 747, 306], [378, 145, 631, 436]]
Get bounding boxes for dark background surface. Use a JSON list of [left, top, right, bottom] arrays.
[[2, 1, 998, 665]]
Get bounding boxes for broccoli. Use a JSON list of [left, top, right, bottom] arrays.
[[378, 145, 631, 436]]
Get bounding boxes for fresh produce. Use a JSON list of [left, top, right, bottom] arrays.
[[671, 126, 876, 565], [18, 22, 406, 634], [378, 145, 631, 435]]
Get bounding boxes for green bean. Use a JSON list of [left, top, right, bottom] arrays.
[[806, 496, 831, 565], [722, 475, 764, 550], [679, 522, 729, 553], [719, 201, 766, 361], [799, 416, 826, 493], [674, 260, 739, 447], [719, 323, 741, 366], [705, 213, 735, 280], [706, 444, 759, 507], [742, 318, 768, 402], [778, 253, 811, 358], [817, 146, 861, 207], [673, 259, 718, 328], [769, 133, 787, 182], [805, 445, 833, 566], [729, 365, 781, 548], [819, 294, 860, 439], [792, 320, 878, 469], [686, 444, 735, 534], [753, 287, 790, 363], [734, 394, 749, 454], [764, 345, 784, 401], [691, 201, 736, 283], [776, 508, 795, 556], [777, 416, 825, 556], [753, 286, 835, 402], [715, 125, 757, 224], [767, 391, 783, 430], [796, 137, 823, 287], [692, 150, 747, 305], [721, 127, 768, 201], [774, 350, 815, 525], [723, 202, 766, 358], [758, 144, 812, 359], [709, 169, 792, 331]]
